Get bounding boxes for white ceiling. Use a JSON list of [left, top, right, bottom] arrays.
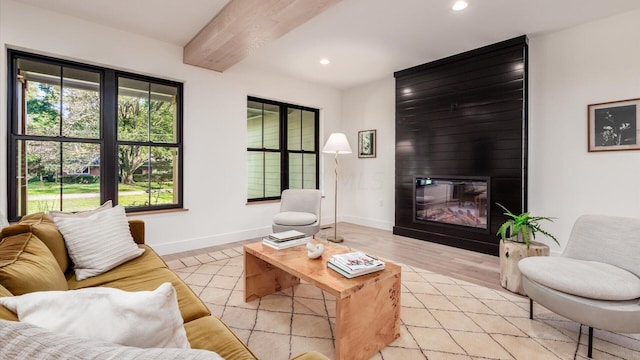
[[14, 0, 640, 89]]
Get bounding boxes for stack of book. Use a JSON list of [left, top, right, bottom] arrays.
[[262, 230, 311, 250], [327, 252, 386, 278]]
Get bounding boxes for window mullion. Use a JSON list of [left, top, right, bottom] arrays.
[[281, 105, 288, 192], [299, 111, 304, 188], [146, 85, 152, 206], [262, 104, 266, 198], [102, 70, 117, 205], [59, 66, 64, 138], [58, 67, 64, 210], [58, 142, 63, 210]]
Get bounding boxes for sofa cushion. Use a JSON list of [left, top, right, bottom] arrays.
[[273, 212, 317, 226], [184, 316, 257, 360], [519, 256, 640, 301], [0, 284, 18, 321], [52, 205, 144, 281], [0, 282, 189, 349], [77, 267, 211, 324], [66, 244, 167, 288], [19, 213, 69, 272], [0, 225, 68, 295], [0, 320, 224, 360]]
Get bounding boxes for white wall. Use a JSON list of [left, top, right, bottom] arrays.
[[339, 77, 395, 230], [339, 8, 640, 254], [0, 0, 342, 254], [528, 8, 640, 253]]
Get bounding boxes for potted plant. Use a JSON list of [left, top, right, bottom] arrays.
[[496, 203, 559, 248]]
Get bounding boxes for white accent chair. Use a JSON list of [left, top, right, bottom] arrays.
[[272, 189, 321, 237], [518, 215, 640, 358]]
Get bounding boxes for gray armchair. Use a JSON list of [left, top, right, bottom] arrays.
[[518, 215, 640, 358], [272, 189, 321, 237]]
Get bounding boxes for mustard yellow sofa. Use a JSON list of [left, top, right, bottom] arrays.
[[0, 213, 326, 360]]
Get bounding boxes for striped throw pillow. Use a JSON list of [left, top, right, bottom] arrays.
[[52, 205, 144, 281]]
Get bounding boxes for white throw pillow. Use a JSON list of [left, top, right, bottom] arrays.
[[52, 205, 144, 280], [49, 200, 112, 218], [0, 282, 190, 349], [0, 210, 8, 230]]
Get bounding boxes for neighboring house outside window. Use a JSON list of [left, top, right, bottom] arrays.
[[246, 97, 319, 201], [6, 50, 183, 220]]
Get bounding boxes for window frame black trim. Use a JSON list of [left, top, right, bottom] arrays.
[[246, 96, 320, 202], [6, 49, 184, 220]]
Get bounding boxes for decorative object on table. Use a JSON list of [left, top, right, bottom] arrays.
[[588, 98, 640, 152], [306, 242, 324, 259], [322, 133, 352, 243], [262, 234, 311, 250], [327, 251, 385, 278], [357, 129, 376, 158], [496, 203, 558, 295], [268, 230, 305, 242]]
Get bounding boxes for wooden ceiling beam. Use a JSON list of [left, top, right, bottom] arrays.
[[183, 0, 343, 72]]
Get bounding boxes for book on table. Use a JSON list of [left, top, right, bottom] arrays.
[[327, 251, 385, 278], [268, 230, 306, 242], [262, 236, 311, 250]]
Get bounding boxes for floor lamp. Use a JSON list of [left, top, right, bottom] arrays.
[[322, 133, 352, 243]]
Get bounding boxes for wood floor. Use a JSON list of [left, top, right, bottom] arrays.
[[162, 222, 505, 292]]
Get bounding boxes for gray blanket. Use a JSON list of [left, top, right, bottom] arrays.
[[0, 320, 224, 360]]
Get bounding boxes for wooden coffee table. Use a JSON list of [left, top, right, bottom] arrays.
[[244, 241, 401, 360]]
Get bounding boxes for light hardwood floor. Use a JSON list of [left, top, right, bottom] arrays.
[[162, 222, 505, 292]]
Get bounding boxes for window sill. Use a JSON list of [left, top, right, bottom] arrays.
[[246, 200, 280, 205], [126, 208, 188, 216]]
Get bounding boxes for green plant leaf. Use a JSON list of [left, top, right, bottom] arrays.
[[495, 202, 559, 247]]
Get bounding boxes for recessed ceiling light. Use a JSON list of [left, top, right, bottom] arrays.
[[320, 58, 330, 65], [452, 1, 468, 11]]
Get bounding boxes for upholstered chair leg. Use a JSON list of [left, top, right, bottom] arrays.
[[529, 298, 533, 320], [588, 326, 593, 358]]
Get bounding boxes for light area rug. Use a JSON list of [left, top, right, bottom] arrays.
[[166, 246, 640, 360]]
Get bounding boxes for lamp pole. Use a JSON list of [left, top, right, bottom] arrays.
[[329, 151, 342, 242]]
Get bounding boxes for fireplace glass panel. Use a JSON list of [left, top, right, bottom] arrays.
[[415, 177, 488, 230]]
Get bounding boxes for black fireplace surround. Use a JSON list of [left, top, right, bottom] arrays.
[[393, 36, 528, 256]]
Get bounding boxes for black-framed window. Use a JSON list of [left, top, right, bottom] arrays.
[[7, 50, 183, 220], [247, 96, 319, 201]]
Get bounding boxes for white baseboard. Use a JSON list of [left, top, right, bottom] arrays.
[[150, 225, 271, 256], [152, 216, 393, 256], [340, 215, 393, 231]]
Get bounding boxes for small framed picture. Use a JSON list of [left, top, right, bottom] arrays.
[[588, 98, 640, 152], [358, 129, 376, 158]]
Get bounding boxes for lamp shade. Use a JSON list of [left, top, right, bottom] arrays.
[[322, 133, 352, 154]]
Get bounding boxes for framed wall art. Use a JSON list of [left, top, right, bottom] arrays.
[[588, 98, 640, 152], [358, 129, 376, 158]]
